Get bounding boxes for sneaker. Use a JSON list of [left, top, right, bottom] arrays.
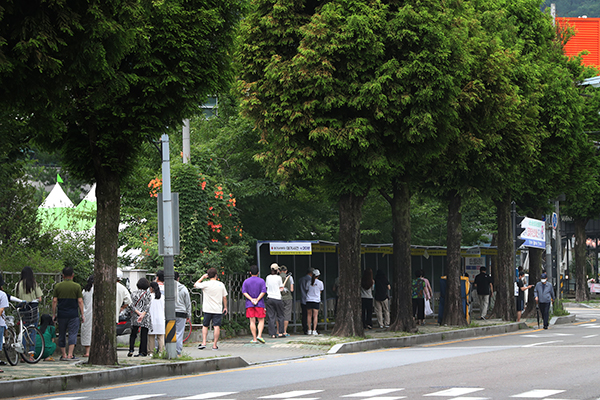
[[312, 331, 318, 336], [307, 330, 313, 335]]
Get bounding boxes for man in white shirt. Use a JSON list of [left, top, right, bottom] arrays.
[[116, 268, 132, 321], [194, 268, 228, 350]]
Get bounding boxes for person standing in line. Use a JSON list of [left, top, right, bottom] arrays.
[[265, 263, 284, 338], [15, 266, 43, 357], [174, 271, 191, 356], [81, 276, 94, 357], [473, 266, 493, 320], [155, 269, 165, 296], [361, 268, 374, 330], [534, 272, 555, 329], [0, 272, 9, 372], [299, 268, 313, 335], [128, 277, 152, 357], [52, 266, 84, 361], [242, 265, 267, 344], [306, 269, 324, 335], [374, 269, 391, 328], [116, 268, 132, 322], [279, 265, 294, 336], [516, 270, 533, 322], [194, 268, 228, 350], [412, 269, 427, 326], [147, 281, 165, 356]]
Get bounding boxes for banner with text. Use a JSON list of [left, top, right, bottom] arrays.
[[269, 242, 313, 255]]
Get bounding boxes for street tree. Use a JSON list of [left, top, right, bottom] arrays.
[[1, 0, 242, 364], [237, 0, 392, 336]]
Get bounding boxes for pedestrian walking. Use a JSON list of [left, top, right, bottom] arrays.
[[194, 268, 228, 350], [242, 265, 267, 344], [534, 272, 554, 329]]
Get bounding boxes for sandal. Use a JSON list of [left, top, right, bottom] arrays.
[[257, 337, 265, 344], [212, 346, 218, 350]]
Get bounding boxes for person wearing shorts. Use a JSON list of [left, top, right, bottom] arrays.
[[242, 265, 267, 343], [194, 268, 228, 350], [52, 267, 84, 361], [306, 269, 324, 335]]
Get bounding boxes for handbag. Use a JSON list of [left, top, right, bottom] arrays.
[[424, 299, 434, 316]]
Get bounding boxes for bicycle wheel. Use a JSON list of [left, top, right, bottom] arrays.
[[3, 327, 19, 366], [21, 327, 43, 364]]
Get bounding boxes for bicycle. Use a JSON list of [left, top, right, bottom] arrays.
[[3, 302, 45, 365]]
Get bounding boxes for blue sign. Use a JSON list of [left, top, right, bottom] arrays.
[[552, 212, 558, 230], [523, 238, 545, 249]]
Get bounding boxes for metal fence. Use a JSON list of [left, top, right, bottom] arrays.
[[2, 272, 63, 316]]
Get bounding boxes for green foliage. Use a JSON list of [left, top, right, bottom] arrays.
[[170, 161, 250, 277], [220, 314, 248, 339], [552, 299, 569, 317], [0, 248, 63, 274]]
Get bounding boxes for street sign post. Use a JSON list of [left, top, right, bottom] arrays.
[[519, 217, 546, 249]]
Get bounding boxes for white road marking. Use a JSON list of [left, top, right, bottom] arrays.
[[175, 393, 238, 400], [259, 390, 324, 398], [522, 340, 563, 347], [583, 334, 598, 338], [343, 389, 404, 397], [47, 398, 88, 400], [424, 388, 484, 397], [510, 389, 565, 398], [112, 396, 166, 400]]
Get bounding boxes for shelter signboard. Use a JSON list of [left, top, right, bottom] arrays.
[[520, 217, 545, 249]]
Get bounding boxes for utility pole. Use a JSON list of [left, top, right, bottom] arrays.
[[182, 119, 190, 164], [159, 134, 178, 359]]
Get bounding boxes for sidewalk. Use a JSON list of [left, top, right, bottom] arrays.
[[0, 314, 575, 399]]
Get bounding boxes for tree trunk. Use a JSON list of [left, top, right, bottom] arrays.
[[332, 192, 366, 337], [88, 166, 120, 365], [492, 193, 514, 321], [388, 180, 415, 332], [442, 191, 467, 326], [574, 218, 591, 302]]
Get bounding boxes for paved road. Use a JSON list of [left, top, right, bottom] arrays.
[[14, 306, 600, 400]]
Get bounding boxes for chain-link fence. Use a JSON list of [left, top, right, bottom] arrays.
[[2, 272, 62, 316]]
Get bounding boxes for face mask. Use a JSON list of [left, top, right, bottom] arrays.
[[541, 279, 547, 283]]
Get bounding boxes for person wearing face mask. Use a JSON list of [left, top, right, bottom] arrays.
[[516, 271, 533, 322], [534, 272, 555, 329]]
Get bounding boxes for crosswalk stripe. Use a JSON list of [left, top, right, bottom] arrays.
[[511, 389, 565, 398], [424, 388, 484, 397], [111, 395, 166, 400], [343, 389, 404, 397], [259, 390, 324, 398], [175, 393, 238, 400]]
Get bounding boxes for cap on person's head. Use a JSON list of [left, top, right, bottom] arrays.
[[280, 265, 287, 272], [312, 269, 320, 277], [270, 263, 279, 271], [117, 268, 123, 280], [541, 273, 547, 279]]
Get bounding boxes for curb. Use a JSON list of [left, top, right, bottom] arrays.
[[0, 356, 248, 399], [328, 322, 529, 354]]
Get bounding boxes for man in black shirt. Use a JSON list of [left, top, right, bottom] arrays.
[[474, 267, 493, 320]]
